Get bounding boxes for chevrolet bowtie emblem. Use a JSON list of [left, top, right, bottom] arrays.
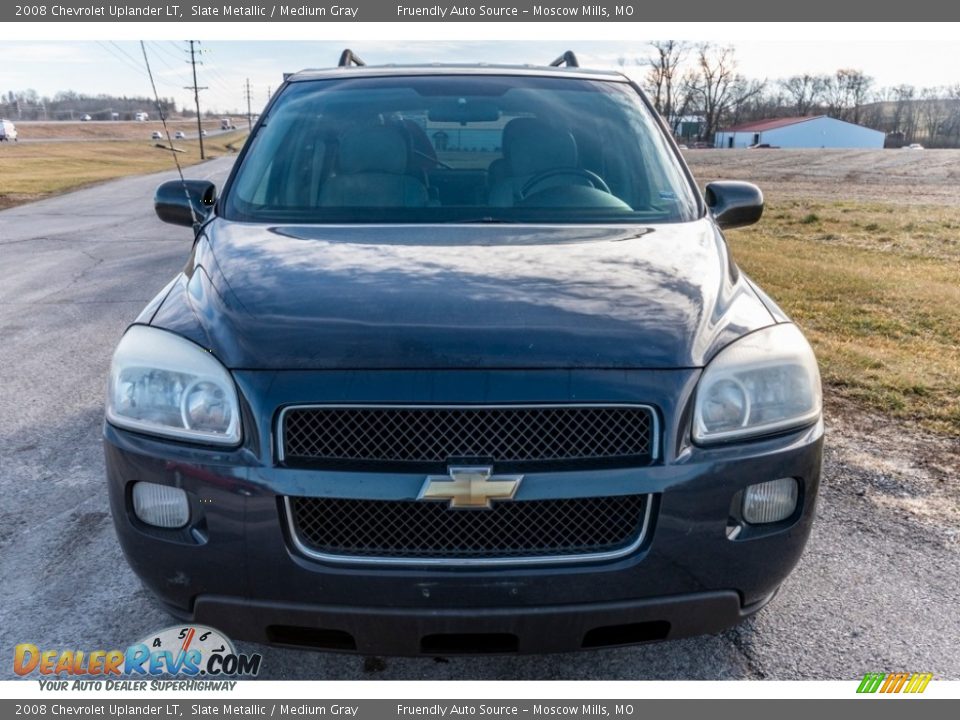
[[419, 466, 523, 509]]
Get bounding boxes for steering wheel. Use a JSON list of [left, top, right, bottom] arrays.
[[412, 148, 454, 170], [520, 167, 611, 198]]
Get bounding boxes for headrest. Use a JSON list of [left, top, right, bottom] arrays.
[[339, 126, 408, 175], [502, 118, 577, 177]]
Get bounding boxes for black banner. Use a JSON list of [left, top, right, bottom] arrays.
[[4, 1, 959, 21]]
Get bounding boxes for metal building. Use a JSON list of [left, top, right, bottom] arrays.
[[714, 115, 885, 149]]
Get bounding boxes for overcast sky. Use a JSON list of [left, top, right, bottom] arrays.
[[2, 40, 958, 114]]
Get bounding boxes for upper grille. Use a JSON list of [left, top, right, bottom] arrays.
[[287, 494, 649, 563], [280, 405, 655, 468]]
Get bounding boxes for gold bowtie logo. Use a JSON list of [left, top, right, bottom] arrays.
[[419, 466, 523, 509]]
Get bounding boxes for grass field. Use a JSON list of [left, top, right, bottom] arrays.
[[0, 129, 248, 209], [687, 150, 960, 436]]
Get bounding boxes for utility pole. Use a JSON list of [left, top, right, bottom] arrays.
[[185, 40, 208, 159], [244, 78, 253, 130]]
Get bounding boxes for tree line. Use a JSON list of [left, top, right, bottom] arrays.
[[626, 42, 960, 147], [0, 90, 179, 121]]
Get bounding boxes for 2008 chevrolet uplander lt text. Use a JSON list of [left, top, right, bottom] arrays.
[[104, 51, 823, 656]]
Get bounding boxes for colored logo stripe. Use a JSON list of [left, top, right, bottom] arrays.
[[857, 672, 932, 694]]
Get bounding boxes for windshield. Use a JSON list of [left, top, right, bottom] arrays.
[[223, 74, 700, 224]]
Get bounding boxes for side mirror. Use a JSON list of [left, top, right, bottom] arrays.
[[704, 181, 764, 230], [154, 180, 217, 228]]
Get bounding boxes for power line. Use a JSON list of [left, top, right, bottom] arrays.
[[149, 41, 184, 66], [110, 41, 149, 71], [95, 41, 149, 79], [139, 41, 199, 226], [95, 41, 182, 96], [244, 78, 253, 130], [185, 40, 208, 160], [145, 42, 194, 99]]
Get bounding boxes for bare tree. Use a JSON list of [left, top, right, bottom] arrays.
[[683, 44, 739, 140], [779, 74, 826, 116], [846, 71, 873, 124], [682, 44, 765, 140], [824, 69, 873, 123], [889, 85, 917, 142], [723, 77, 768, 128], [644, 40, 688, 129], [918, 87, 949, 144], [945, 84, 960, 145]]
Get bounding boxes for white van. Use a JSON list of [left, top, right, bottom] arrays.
[[0, 119, 17, 142]]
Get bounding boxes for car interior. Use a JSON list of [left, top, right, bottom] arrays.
[[228, 76, 696, 222]]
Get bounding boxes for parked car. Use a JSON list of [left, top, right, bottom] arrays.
[[903, 143, 924, 150], [105, 50, 823, 656], [81, 114, 92, 122], [151, 131, 163, 140], [174, 131, 186, 139], [0, 118, 17, 142]]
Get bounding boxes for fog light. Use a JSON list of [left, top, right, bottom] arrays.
[[132, 482, 189, 528], [742, 478, 798, 524]]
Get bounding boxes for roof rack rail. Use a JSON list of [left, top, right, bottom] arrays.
[[549, 51, 579, 68], [338, 49, 366, 68]]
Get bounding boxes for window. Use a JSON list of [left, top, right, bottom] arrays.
[[224, 75, 700, 225]]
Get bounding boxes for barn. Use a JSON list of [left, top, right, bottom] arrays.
[[714, 115, 885, 149]]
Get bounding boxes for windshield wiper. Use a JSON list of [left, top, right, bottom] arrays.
[[446, 217, 511, 224]]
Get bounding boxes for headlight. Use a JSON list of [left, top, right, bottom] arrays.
[[107, 325, 241, 445], [693, 324, 821, 443]]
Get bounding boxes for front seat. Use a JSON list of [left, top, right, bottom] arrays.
[[488, 118, 579, 207], [320, 126, 429, 207]]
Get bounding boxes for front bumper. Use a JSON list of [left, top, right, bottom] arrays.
[[181, 590, 773, 655], [104, 368, 823, 655]]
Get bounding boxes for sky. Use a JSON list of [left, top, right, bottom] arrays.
[[1, 39, 958, 115]]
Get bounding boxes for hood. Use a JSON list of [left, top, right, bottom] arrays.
[[153, 220, 775, 370]]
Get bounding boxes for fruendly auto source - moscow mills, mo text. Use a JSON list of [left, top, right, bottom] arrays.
[[19, 3, 638, 19]]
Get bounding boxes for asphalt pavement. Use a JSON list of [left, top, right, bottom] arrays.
[[0, 162, 957, 680]]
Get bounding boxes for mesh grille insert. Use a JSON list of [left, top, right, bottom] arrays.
[[288, 494, 648, 560], [281, 405, 654, 467]]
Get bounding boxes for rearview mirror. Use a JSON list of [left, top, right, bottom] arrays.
[[704, 181, 764, 230], [154, 180, 217, 228], [428, 100, 500, 124]]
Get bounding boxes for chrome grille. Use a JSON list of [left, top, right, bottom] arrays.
[[287, 494, 649, 563], [280, 405, 655, 468]]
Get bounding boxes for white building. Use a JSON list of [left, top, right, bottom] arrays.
[[714, 115, 884, 149]]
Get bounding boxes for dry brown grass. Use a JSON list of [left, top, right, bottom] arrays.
[[686, 150, 960, 436], [0, 130, 247, 209]]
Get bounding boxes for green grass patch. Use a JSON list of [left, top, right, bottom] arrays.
[[729, 199, 960, 436]]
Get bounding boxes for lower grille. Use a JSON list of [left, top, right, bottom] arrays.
[[287, 494, 650, 564]]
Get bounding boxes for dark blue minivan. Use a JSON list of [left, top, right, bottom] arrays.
[[104, 52, 823, 655]]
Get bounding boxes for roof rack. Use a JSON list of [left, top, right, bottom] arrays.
[[338, 49, 366, 68], [549, 51, 579, 68]]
